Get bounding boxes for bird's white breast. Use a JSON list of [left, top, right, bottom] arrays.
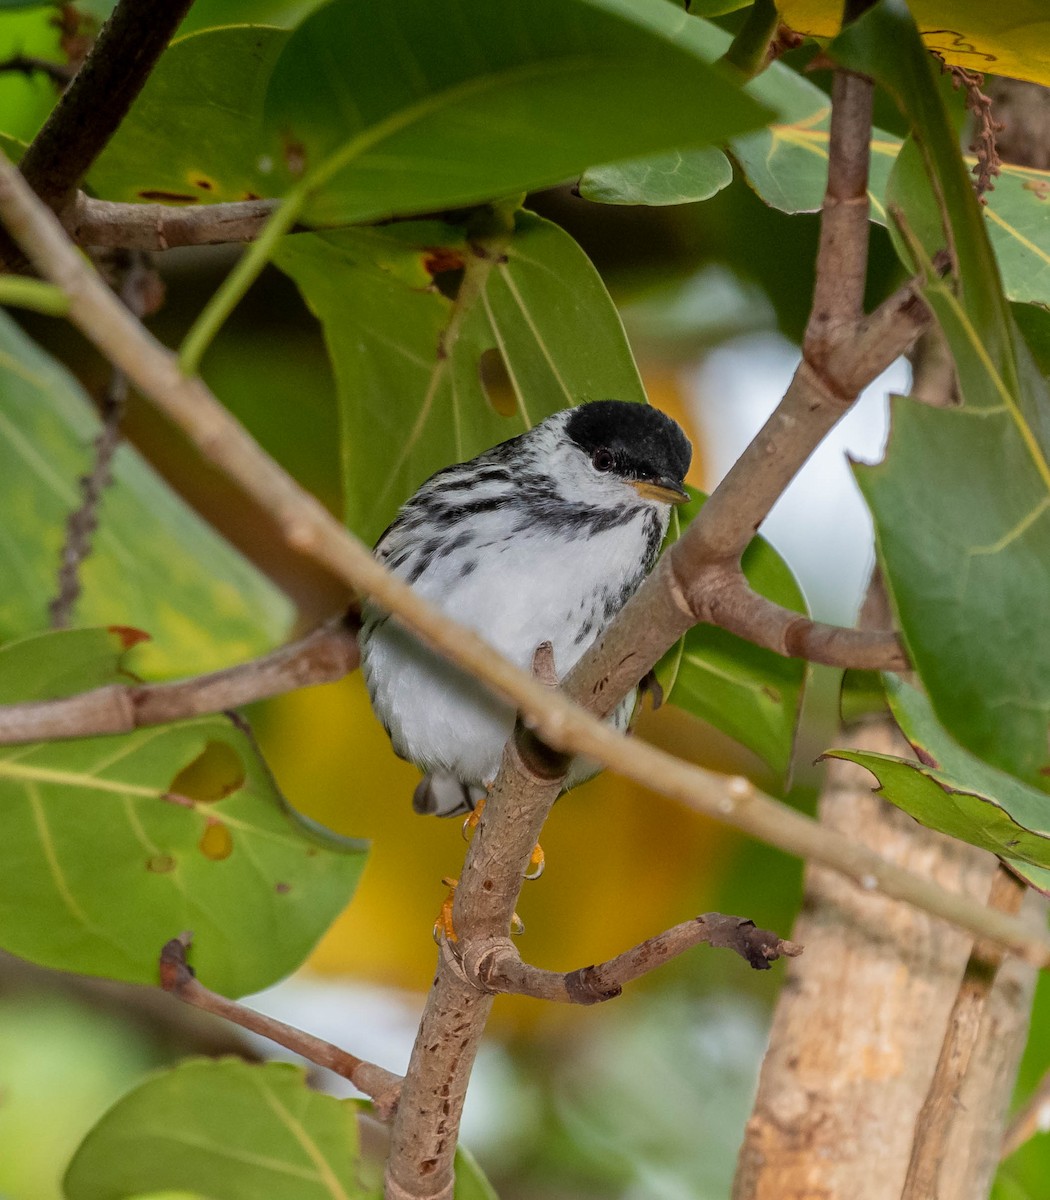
[[361, 505, 662, 788]]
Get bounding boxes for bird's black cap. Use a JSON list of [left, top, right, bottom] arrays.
[[565, 399, 692, 487]]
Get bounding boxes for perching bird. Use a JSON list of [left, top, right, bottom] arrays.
[[360, 399, 692, 817]]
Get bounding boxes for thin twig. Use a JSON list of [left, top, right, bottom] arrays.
[[159, 935, 402, 1118], [0, 617, 359, 745], [901, 866, 1027, 1198], [0, 54, 75, 87], [69, 193, 280, 251], [49, 249, 156, 628], [453, 915, 803, 1005], [1003, 1063, 1050, 1160]]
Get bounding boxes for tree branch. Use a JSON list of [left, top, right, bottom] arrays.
[[69, 193, 280, 251], [452, 914, 802, 1006], [17, 0, 195, 216], [0, 617, 359, 745], [901, 866, 1028, 1199], [159, 935, 402, 1117]]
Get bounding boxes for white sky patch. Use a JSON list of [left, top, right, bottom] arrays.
[[688, 333, 910, 624]]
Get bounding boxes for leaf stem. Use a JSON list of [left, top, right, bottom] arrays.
[[178, 189, 305, 375]]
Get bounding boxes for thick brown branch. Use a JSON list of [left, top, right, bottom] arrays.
[[18, 0, 195, 216], [456, 915, 802, 1005], [69, 193, 280, 250], [159, 935, 402, 1117], [0, 618, 359, 745], [901, 866, 1028, 1199]]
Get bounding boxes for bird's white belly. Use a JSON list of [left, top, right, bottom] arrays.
[[361, 519, 647, 787]]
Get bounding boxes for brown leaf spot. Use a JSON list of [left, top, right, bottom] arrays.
[[146, 854, 176, 873], [242, 191, 261, 201], [199, 818, 233, 861], [281, 133, 307, 177], [169, 741, 245, 804], [1023, 179, 1050, 201], [191, 176, 215, 191], [107, 625, 151, 648], [914, 745, 940, 769], [423, 247, 465, 276], [137, 190, 199, 204], [275, 881, 291, 894]]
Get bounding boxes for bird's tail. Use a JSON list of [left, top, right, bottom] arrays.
[[412, 771, 485, 818]]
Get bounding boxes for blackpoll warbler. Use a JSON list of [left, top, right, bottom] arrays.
[[360, 399, 692, 816]]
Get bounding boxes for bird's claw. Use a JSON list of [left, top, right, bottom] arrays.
[[524, 842, 545, 880], [433, 876, 459, 944], [461, 795, 487, 842]]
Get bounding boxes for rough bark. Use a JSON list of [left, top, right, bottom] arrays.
[[732, 712, 1040, 1200]]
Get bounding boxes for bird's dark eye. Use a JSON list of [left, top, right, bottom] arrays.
[[591, 447, 615, 472]]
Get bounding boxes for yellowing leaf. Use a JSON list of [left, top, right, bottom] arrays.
[[779, 0, 1050, 88]]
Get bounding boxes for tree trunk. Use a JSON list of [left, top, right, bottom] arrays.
[[732, 716, 1041, 1199]]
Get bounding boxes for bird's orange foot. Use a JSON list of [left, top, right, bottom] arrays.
[[461, 795, 486, 842], [432, 876, 526, 941], [433, 876, 459, 944], [525, 842, 545, 880]]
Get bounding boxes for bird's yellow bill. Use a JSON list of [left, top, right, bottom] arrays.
[[630, 480, 690, 505]]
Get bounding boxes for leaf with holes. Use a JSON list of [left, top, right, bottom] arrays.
[[274, 209, 647, 544], [262, 0, 770, 226], [835, 2, 1050, 789], [579, 146, 733, 206], [663, 491, 808, 779], [65, 1058, 500, 1200], [824, 677, 1050, 890], [0, 310, 292, 676], [0, 673, 366, 995]]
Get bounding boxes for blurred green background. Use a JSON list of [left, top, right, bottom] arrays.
[[3, 3, 1050, 1198]]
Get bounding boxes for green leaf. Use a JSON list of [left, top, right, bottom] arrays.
[[824, 677, 1050, 879], [0, 309, 292, 677], [0, 668, 366, 995], [178, 0, 328, 36], [0, 8, 64, 144], [725, 30, 1050, 309], [64, 1059, 367, 1200], [65, 1060, 500, 1200], [89, 26, 289, 205], [834, 2, 1050, 789], [262, 0, 772, 226], [579, 147, 733, 206], [274, 209, 648, 544], [664, 490, 808, 778], [0, 626, 149, 702]]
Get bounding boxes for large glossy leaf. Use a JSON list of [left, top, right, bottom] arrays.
[[89, 26, 289, 205], [0, 310, 292, 677], [0, 630, 366, 996], [262, 0, 771, 226], [779, 0, 1050, 89], [664, 492, 808, 779], [579, 147, 733, 207], [65, 1059, 499, 1200], [835, 2, 1050, 789], [824, 677, 1050, 889], [274, 209, 648, 544]]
